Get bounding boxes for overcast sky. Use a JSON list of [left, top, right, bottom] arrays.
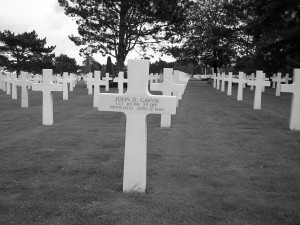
[[0, 0, 174, 65]]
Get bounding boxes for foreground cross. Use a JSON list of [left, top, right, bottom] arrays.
[[281, 69, 300, 130], [150, 68, 185, 127], [98, 60, 177, 193], [32, 69, 63, 125], [247, 70, 270, 109]]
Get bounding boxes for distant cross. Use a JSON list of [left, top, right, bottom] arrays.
[[224, 72, 233, 96], [11, 73, 18, 100], [247, 70, 270, 109], [216, 73, 221, 90], [249, 73, 255, 90], [221, 73, 226, 92], [98, 60, 177, 193], [150, 68, 185, 127], [58, 72, 73, 100], [113, 71, 128, 94], [148, 73, 155, 84], [103, 73, 112, 91], [86, 72, 94, 95], [271, 74, 277, 88], [15, 72, 32, 107], [232, 72, 248, 101], [0, 74, 3, 90], [5, 74, 12, 95], [273, 72, 285, 96], [173, 70, 187, 107], [284, 73, 293, 84], [211, 73, 217, 88], [32, 69, 63, 125], [261, 73, 269, 92], [90, 71, 106, 108], [153, 73, 161, 83], [281, 69, 300, 130]]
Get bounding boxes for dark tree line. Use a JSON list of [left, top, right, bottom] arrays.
[[0, 30, 79, 75], [164, 0, 300, 75]]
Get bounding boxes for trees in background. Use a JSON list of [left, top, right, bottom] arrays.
[[0, 30, 55, 75], [165, 0, 300, 75], [54, 54, 78, 75], [58, 0, 191, 74]]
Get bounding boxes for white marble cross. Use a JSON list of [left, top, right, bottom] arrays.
[[216, 73, 221, 90], [232, 72, 248, 101], [261, 73, 269, 92], [32, 69, 63, 125], [150, 68, 185, 127], [103, 73, 112, 91], [224, 72, 233, 96], [221, 73, 226, 92], [0, 74, 3, 90], [173, 70, 187, 107], [271, 74, 277, 88], [113, 71, 128, 94], [15, 72, 32, 107], [98, 60, 176, 193], [212, 73, 217, 88], [6, 74, 13, 95], [86, 72, 94, 95], [284, 73, 293, 84], [281, 69, 300, 130], [273, 72, 285, 96], [2, 74, 7, 92], [11, 73, 18, 100], [59, 72, 73, 100], [247, 70, 270, 109], [91, 71, 106, 108]]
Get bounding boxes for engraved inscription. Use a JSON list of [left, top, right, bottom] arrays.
[[110, 96, 165, 112]]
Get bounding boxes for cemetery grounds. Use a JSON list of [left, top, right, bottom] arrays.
[[0, 79, 299, 224]]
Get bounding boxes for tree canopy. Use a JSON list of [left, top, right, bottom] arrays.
[[0, 30, 55, 75], [58, 0, 191, 73], [54, 54, 78, 75], [165, 0, 300, 75]]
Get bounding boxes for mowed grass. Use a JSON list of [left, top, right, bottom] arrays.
[[0, 79, 299, 225]]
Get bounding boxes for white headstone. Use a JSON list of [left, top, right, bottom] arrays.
[[15, 72, 31, 107], [284, 73, 292, 84], [232, 72, 248, 101], [221, 73, 226, 92], [212, 73, 217, 88], [11, 73, 18, 100], [103, 73, 112, 91], [2, 74, 7, 92], [150, 68, 185, 127], [86, 72, 94, 95], [113, 71, 128, 94], [273, 72, 285, 96], [6, 74, 12, 95], [32, 69, 63, 125], [271, 74, 277, 88], [281, 69, 300, 130], [98, 60, 176, 193], [261, 73, 269, 92], [216, 73, 221, 90], [247, 70, 270, 109], [224, 72, 233, 96], [173, 70, 187, 107], [60, 72, 73, 100], [91, 71, 106, 108]]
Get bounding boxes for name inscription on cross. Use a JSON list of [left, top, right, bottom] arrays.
[[98, 60, 177, 193], [114, 71, 128, 94], [32, 69, 63, 125], [15, 72, 32, 107], [247, 70, 270, 109], [281, 68, 300, 130], [150, 68, 185, 127]]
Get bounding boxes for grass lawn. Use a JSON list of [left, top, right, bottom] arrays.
[[0, 79, 299, 225]]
